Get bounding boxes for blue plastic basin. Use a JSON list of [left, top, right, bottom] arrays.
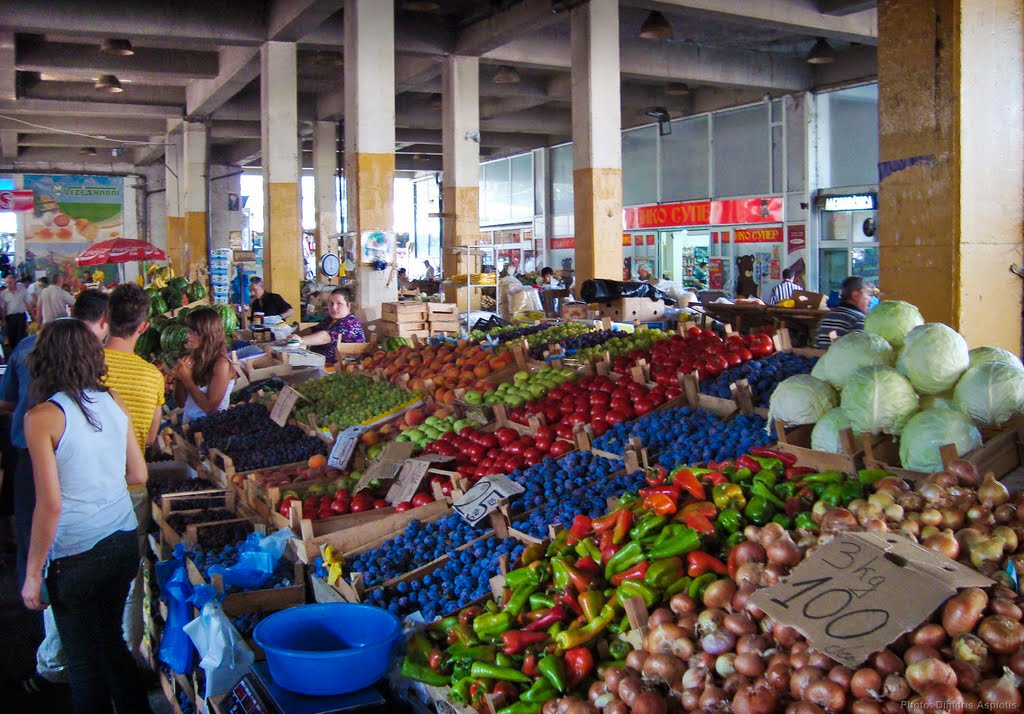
[[253, 603, 401, 695]]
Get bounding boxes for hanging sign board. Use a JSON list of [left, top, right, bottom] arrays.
[[453, 475, 525, 525], [353, 442, 415, 493], [327, 426, 368, 470]]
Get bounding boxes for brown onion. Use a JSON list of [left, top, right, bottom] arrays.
[[734, 653, 765, 678], [765, 662, 791, 691], [946, 458, 980, 486], [979, 670, 1023, 710], [989, 597, 1023, 621], [942, 587, 988, 635], [1007, 650, 1024, 677], [808, 650, 835, 670], [772, 621, 800, 647], [806, 679, 846, 712], [616, 675, 642, 706], [941, 508, 964, 530], [732, 584, 755, 612], [850, 668, 882, 699], [703, 578, 737, 610], [642, 654, 685, 685], [731, 685, 777, 714], [587, 681, 608, 704], [680, 667, 706, 691], [994, 503, 1017, 524], [698, 683, 726, 709], [903, 645, 941, 665], [644, 623, 687, 655], [679, 688, 700, 712], [736, 634, 770, 655], [949, 659, 981, 692], [628, 692, 667, 714], [790, 666, 823, 699], [883, 674, 910, 701], [873, 650, 904, 676], [669, 593, 696, 615], [604, 701, 628, 714], [603, 666, 625, 693], [828, 665, 852, 690], [820, 508, 858, 532], [911, 623, 947, 649], [850, 698, 883, 714], [625, 649, 648, 672], [905, 659, 956, 694], [786, 704, 826, 714], [730, 541, 767, 567], [647, 607, 674, 628], [917, 684, 964, 711], [765, 537, 802, 567], [721, 673, 749, 696], [977, 615, 1024, 655], [675, 612, 696, 635], [724, 612, 757, 637], [978, 472, 1010, 508], [758, 522, 786, 544], [921, 532, 959, 560], [734, 562, 764, 587]]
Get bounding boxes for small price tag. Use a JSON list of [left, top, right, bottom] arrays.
[[386, 459, 432, 505], [354, 442, 415, 492], [453, 475, 525, 525], [269, 386, 303, 427], [327, 425, 368, 470]]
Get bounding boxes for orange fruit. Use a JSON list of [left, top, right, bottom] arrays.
[[473, 363, 490, 379], [307, 454, 327, 469]]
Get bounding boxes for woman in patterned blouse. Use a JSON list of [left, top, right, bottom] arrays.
[[296, 286, 365, 366]]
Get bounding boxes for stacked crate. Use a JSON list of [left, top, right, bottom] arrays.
[[428, 303, 460, 336], [380, 302, 430, 340]]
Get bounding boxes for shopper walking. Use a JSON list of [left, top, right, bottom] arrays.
[[815, 275, 871, 348], [20, 318, 152, 714], [1, 273, 31, 351], [768, 268, 798, 305], [174, 308, 234, 422], [38, 273, 75, 324]]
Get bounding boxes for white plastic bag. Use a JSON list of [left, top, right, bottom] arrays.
[[184, 597, 255, 698]]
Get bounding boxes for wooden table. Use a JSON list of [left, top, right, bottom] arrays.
[[700, 302, 776, 333], [767, 306, 831, 346]]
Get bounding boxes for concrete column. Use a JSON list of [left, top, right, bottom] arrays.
[[313, 120, 340, 282], [441, 55, 480, 307], [570, 0, 623, 295], [182, 120, 208, 279], [165, 124, 184, 274], [344, 0, 396, 316], [878, 0, 1023, 350], [261, 41, 302, 312]]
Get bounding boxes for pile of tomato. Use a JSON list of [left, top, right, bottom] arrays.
[[612, 328, 776, 386]]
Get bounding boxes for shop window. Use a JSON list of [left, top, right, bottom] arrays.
[[713, 104, 770, 198], [482, 159, 511, 225], [786, 96, 806, 193], [660, 115, 709, 201], [550, 144, 574, 215], [510, 154, 533, 221], [771, 125, 783, 194], [820, 84, 878, 188], [622, 126, 658, 206]]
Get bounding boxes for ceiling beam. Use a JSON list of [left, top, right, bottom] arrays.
[[396, 55, 442, 92], [211, 139, 263, 166], [3, 146, 139, 168], [0, 98, 180, 120], [621, 0, 877, 44], [455, 0, 567, 56], [0, 114, 166, 136], [18, 132, 158, 148], [0, 31, 15, 102], [395, 104, 570, 135], [16, 42, 219, 84], [213, 92, 317, 122], [316, 83, 345, 121], [395, 128, 552, 150], [0, 1, 264, 46], [18, 83, 186, 108], [416, 74, 551, 100], [816, 0, 877, 16], [811, 44, 877, 86], [132, 134, 169, 166], [301, 14, 453, 55], [209, 121, 262, 141], [269, 0, 345, 41], [485, 35, 813, 91], [186, 47, 261, 119], [0, 130, 17, 160]]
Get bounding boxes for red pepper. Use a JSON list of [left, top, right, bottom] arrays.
[[670, 468, 706, 500], [501, 629, 550, 655], [612, 509, 633, 545], [679, 501, 717, 534], [469, 680, 489, 705], [575, 555, 601, 577], [639, 484, 682, 501], [428, 647, 446, 673], [645, 465, 667, 486], [558, 588, 582, 616], [600, 540, 620, 566], [458, 605, 483, 626], [564, 647, 595, 688], [492, 681, 519, 700], [736, 454, 762, 473], [785, 466, 817, 480], [592, 511, 619, 534], [522, 653, 540, 678], [750, 446, 798, 466], [701, 471, 728, 486], [610, 560, 649, 586], [568, 514, 592, 539], [709, 460, 735, 472], [687, 551, 729, 577], [785, 495, 811, 518], [523, 603, 568, 632]]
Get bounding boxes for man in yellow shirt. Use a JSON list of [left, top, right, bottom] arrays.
[[103, 282, 165, 666]]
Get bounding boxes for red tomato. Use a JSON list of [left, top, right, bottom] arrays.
[[605, 410, 628, 426], [373, 499, 389, 510], [725, 352, 742, 367], [555, 422, 575, 440], [349, 499, 371, 513], [411, 492, 434, 508], [544, 406, 563, 423], [535, 437, 553, 453], [633, 399, 655, 417], [522, 447, 543, 464], [686, 326, 703, 338], [394, 501, 412, 512], [535, 425, 555, 442], [589, 420, 609, 437], [549, 440, 573, 457], [477, 434, 499, 450]]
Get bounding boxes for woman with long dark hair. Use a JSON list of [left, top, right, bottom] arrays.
[[20, 318, 152, 714], [296, 286, 365, 367], [173, 308, 234, 422]]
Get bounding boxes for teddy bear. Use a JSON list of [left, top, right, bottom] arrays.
[[735, 254, 759, 298]]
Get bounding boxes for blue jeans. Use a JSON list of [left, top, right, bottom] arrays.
[[46, 529, 153, 714]]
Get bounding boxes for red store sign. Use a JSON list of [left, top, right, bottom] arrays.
[[550, 236, 575, 250], [0, 190, 35, 212], [735, 227, 783, 243], [623, 197, 784, 230]]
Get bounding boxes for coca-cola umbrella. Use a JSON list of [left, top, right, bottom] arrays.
[[75, 238, 167, 266]]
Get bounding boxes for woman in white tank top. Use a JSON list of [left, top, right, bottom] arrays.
[[173, 308, 234, 422], [21, 318, 152, 714]]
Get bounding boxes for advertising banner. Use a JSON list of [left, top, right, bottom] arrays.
[[550, 237, 574, 250], [0, 190, 34, 212], [708, 258, 724, 290], [734, 227, 783, 243], [786, 224, 808, 288], [623, 197, 785, 230]]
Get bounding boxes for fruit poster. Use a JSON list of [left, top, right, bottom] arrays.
[[22, 175, 124, 284]]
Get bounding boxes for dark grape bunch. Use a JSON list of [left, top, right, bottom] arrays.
[[187, 402, 271, 442], [146, 474, 219, 502], [178, 520, 254, 552], [527, 328, 619, 360], [231, 376, 285, 404], [160, 493, 227, 512]]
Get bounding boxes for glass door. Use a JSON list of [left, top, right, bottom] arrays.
[[660, 230, 710, 289], [819, 247, 849, 295]]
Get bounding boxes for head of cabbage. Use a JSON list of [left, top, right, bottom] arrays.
[[819, 331, 895, 389], [899, 408, 982, 472], [840, 365, 919, 436], [768, 375, 838, 427], [968, 346, 1024, 371], [952, 361, 1024, 426], [864, 300, 924, 348], [810, 407, 853, 454], [895, 323, 970, 395]]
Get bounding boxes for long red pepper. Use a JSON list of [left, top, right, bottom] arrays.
[[687, 551, 729, 577], [501, 630, 549, 655], [749, 446, 798, 466], [610, 560, 649, 586]]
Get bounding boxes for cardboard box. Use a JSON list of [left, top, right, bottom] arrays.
[[382, 302, 428, 323], [598, 297, 665, 323], [560, 303, 591, 320]]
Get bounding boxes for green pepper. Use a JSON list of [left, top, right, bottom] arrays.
[[725, 531, 746, 548], [712, 482, 747, 510], [400, 657, 450, 686], [450, 677, 474, 704], [604, 541, 645, 581], [616, 579, 658, 608], [406, 632, 433, 661], [497, 702, 543, 714], [688, 573, 717, 601], [520, 677, 558, 703], [774, 481, 799, 500], [575, 537, 602, 563], [743, 495, 774, 525], [550, 557, 593, 593], [546, 529, 570, 558], [751, 480, 787, 508], [729, 467, 754, 483], [538, 654, 567, 693], [578, 590, 606, 623], [752, 470, 778, 488], [616, 492, 638, 509], [800, 470, 844, 484], [473, 612, 512, 640], [664, 576, 692, 598], [795, 512, 818, 531], [554, 603, 618, 650], [505, 562, 546, 591], [470, 661, 533, 684], [645, 557, 685, 590], [495, 652, 517, 668], [529, 593, 555, 611], [716, 508, 744, 534], [504, 581, 541, 617], [646, 527, 701, 560], [628, 514, 667, 542], [451, 660, 472, 683], [858, 469, 891, 486], [653, 523, 689, 544], [609, 639, 632, 660], [446, 643, 497, 663], [520, 542, 546, 566], [772, 513, 793, 529], [821, 483, 843, 507], [840, 480, 864, 504], [751, 455, 783, 472]]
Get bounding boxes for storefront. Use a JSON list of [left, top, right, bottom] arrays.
[[479, 226, 539, 276], [815, 189, 879, 294]]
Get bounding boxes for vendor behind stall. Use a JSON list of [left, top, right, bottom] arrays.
[[249, 276, 294, 322], [814, 275, 871, 348], [296, 286, 365, 366], [540, 267, 563, 289]]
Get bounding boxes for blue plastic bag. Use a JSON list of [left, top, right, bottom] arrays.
[[157, 550, 196, 675], [207, 529, 294, 590]]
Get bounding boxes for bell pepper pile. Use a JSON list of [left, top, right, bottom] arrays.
[[400, 451, 884, 713]]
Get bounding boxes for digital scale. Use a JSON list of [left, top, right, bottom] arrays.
[[223, 662, 392, 714]]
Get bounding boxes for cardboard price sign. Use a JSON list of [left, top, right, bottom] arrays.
[[327, 426, 368, 470], [750, 532, 993, 668], [385, 458, 432, 505], [269, 386, 303, 427], [453, 475, 525, 525]]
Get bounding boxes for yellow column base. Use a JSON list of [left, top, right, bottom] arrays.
[[184, 212, 207, 281], [573, 167, 623, 297], [166, 216, 185, 276], [265, 182, 302, 314], [345, 152, 397, 309]]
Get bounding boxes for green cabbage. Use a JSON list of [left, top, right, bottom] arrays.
[[952, 362, 1024, 426], [968, 346, 1024, 371], [840, 366, 919, 435], [768, 375, 838, 427], [819, 332, 895, 389], [864, 300, 924, 348], [899, 408, 982, 472], [918, 392, 956, 411], [811, 357, 827, 381], [810, 408, 853, 454], [896, 323, 970, 395]]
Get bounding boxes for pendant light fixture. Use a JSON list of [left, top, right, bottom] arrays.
[[80, 147, 98, 157], [665, 82, 690, 96], [639, 11, 673, 40], [493, 65, 521, 84], [94, 74, 124, 93], [806, 37, 837, 64], [401, 1, 440, 10], [100, 38, 134, 56]]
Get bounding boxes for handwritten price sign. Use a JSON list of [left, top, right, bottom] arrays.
[[327, 426, 368, 470], [453, 475, 524, 525], [269, 386, 303, 427]]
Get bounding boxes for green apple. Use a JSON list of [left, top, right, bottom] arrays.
[[514, 370, 530, 385], [506, 394, 525, 408], [453, 418, 473, 433], [425, 415, 443, 428], [464, 390, 483, 405], [528, 384, 547, 399], [395, 432, 411, 443]]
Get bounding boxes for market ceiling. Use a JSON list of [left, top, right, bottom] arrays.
[[0, 0, 877, 174]]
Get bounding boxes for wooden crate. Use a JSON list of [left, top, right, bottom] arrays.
[[243, 466, 332, 523], [382, 302, 429, 323], [379, 320, 430, 339], [774, 420, 865, 474], [185, 553, 307, 618], [428, 302, 459, 316], [154, 490, 252, 551]]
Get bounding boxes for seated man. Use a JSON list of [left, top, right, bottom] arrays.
[[815, 275, 871, 348], [249, 276, 294, 321]]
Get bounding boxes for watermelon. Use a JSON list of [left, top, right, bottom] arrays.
[[169, 276, 189, 292], [144, 287, 161, 301], [149, 295, 169, 317], [160, 324, 190, 359], [149, 315, 169, 331], [162, 286, 183, 310], [185, 281, 207, 302], [135, 328, 161, 358], [176, 306, 191, 321], [214, 304, 237, 335]]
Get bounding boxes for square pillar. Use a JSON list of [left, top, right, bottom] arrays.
[[313, 120, 340, 283], [182, 121, 207, 279], [442, 55, 480, 307], [164, 122, 184, 275]]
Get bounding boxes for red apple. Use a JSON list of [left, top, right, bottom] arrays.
[[549, 440, 573, 457], [394, 501, 412, 512], [411, 492, 434, 508]]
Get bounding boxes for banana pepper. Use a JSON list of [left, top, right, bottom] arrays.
[[604, 541, 646, 581], [716, 507, 744, 534], [645, 557, 685, 590], [615, 579, 658, 608], [554, 603, 618, 650], [551, 556, 593, 593], [473, 612, 512, 640]]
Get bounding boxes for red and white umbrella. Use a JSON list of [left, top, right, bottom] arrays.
[[75, 238, 167, 266]]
